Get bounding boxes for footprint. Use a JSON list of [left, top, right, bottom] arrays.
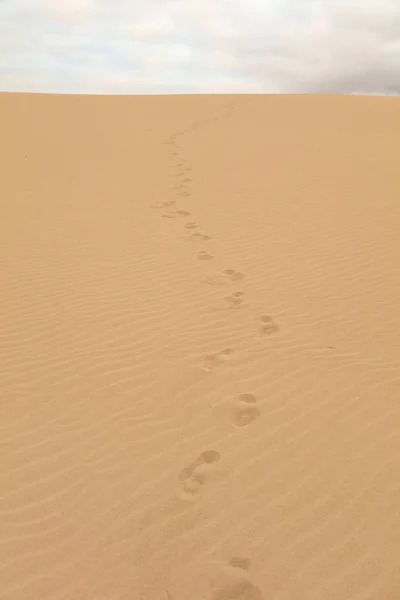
[[178, 191, 192, 197], [162, 210, 191, 219], [197, 250, 214, 261], [205, 270, 245, 286], [223, 269, 245, 281], [210, 565, 263, 600], [259, 315, 279, 335], [229, 557, 250, 571], [184, 221, 198, 230], [178, 450, 221, 500], [225, 291, 244, 307], [202, 348, 234, 372], [232, 394, 260, 427], [151, 200, 176, 209], [187, 232, 211, 242], [169, 560, 262, 600]]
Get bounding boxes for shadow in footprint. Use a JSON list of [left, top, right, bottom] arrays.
[[232, 393, 260, 428]]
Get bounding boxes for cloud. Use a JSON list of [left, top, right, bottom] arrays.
[[0, 0, 399, 95], [230, 0, 400, 94]]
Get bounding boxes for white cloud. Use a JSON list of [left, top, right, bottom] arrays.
[[0, 0, 399, 94], [124, 18, 177, 41], [230, 0, 400, 94]]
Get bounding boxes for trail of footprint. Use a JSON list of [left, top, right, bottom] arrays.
[[259, 315, 279, 335], [231, 393, 260, 428], [225, 291, 244, 308], [202, 348, 234, 372], [197, 250, 214, 261], [178, 450, 221, 501]]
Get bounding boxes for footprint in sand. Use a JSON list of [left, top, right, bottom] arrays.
[[162, 210, 191, 219], [197, 250, 214, 261], [178, 450, 221, 500], [184, 221, 198, 230], [167, 558, 262, 600], [232, 394, 260, 428], [229, 557, 251, 571], [225, 291, 244, 308], [178, 191, 192, 197], [259, 315, 279, 335], [223, 269, 245, 281], [202, 348, 234, 372], [204, 269, 245, 286], [188, 232, 211, 242], [151, 200, 176, 209], [209, 563, 264, 600]]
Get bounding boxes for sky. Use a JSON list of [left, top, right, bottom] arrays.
[[1, 0, 400, 95]]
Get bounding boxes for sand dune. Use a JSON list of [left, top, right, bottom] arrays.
[[1, 92, 400, 600]]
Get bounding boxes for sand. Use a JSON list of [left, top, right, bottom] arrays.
[[1, 92, 400, 600]]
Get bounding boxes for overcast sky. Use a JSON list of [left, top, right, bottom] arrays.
[[1, 0, 399, 95]]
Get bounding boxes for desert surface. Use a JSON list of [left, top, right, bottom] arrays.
[[1, 92, 400, 600]]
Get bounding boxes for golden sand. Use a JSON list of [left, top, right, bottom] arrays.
[[1, 92, 400, 599]]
